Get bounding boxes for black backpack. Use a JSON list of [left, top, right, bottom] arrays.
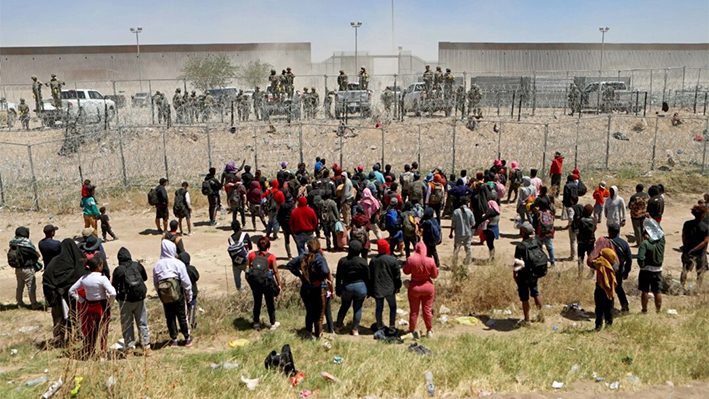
[[7, 243, 23, 268], [577, 180, 588, 197], [201, 179, 212, 196], [246, 252, 270, 287], [173, 188, 187, 217], [522, 239, 549, 278], [264, 344, 297, 376], [147, 186, 160, 206], [263, 191, 278, 214], [123, 263, 147, 302]]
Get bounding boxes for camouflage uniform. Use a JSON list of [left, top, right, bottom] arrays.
[[189, 91, 198, 122], [337, 71, 348, 91], [359, 68, 370, 90], [567, 83, 580, 116], [310, 87, 319, 119], [467, 84, 482, 116], [285, 68, 295, 98], [153, 91, 166, 124], [173, 88, 184, 123], [323, 91, 334, 119], [18, 99, 30, 130], [31, 76, 44, 113], [455, 86, 466, 115], [383, 87, 394, 114], [203, 93, 215, 122], [47, 74, 65, 108], [253, 87, 263, 120], [433, 67, 444, 97], [602, 85, 614, 113], [422, 66, 433, 94], [268, 70, 281, 98], [443, 69, 455, 100], [302, 88, 311, 119]]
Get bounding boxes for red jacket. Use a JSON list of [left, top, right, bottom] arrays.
[[550, 157, 563, 176], [289, 197, 318, 234]]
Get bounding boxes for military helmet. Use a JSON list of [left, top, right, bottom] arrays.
[[255, 86, 260, 90], [176, 88, 181, 92], [436, 66, 442, 71], [51, 73, 57, 77], [191, 90, 196, 94], [20, 98, 25, 102], [446, 68, 451, 72], [339, 70, 344, 74], [286, 67, 291, 71], [155, 91, 161, 95], [303, 87, 308, 91], [270, 69, 276, 74], [425, 65, 430, 69], [311, 87, 316, 91], [31, 75, 37, 79]]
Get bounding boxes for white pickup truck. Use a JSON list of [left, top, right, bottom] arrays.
[[402, 82, 453, 117], [42, 89, 116, 126]]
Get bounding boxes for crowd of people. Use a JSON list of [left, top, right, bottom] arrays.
[[6, 154, 708, 359]]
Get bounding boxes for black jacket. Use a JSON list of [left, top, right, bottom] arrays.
[[335, 241, 370, 295], [562, 182, 578, 208], [156, 185, 168, 206], [112, 247, 148, 302], [179, 252, 200, 300], [368, 254, 401, 298]]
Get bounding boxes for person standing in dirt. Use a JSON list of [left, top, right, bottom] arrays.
[[592, 181, 610, 224], [247, 237, 281, 331], [99, 206, 118, 241], [154, 239, 193, 347], [173, 182, 192, 236], [287, 238, 330, 339], [43, 239, 85, 345], [449, 198, 475, 267], [507, 161, 523, 204], [39, 224, 61, 267], [31, 76, 44, 114], [290, 197, 319, 255], [563, 175, 579, 256], [420, 207, 441, 268], [608, 223, 632, 312], [81, 185, 100, 237], [247, 180, 267, 231], [154, 178, 169, 233], [637, 223, 665, 313], [647, 185, 664, 225], [8, 227, 43, 310], [680, 205, 709, 293], [112, 247, 151, 355], [262, 180, 283, 241], [203, 168, 222, 226], [628, 184, 649, 247], [589, 248, 617, 330], [335, 241, 369, 336], [403, 241, 438, 338], [549, 152, 564, 198], [47, 74, 65, 108], [337, 70, 348, 91], [513, 222, 545, 326], [369, 239, 401, 331]]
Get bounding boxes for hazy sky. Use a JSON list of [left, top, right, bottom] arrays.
[[1, 0, 707, 61]]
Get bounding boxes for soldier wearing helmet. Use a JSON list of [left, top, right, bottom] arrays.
[[337, 70, 349, 91], [422, 65, 433, 94], [31, 75, 44, 113], [47, 74, 65, 108], [359, 67, 369, 91]]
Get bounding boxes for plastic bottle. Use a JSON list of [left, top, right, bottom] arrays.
[[643, 218, 664, 242], [24, 376, 48, 387], [424, 371, 435, 397], [41, 377, 62, 399]]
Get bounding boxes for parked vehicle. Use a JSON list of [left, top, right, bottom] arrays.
[[131, 92, 150, 107], [0, 98, 17, 127], [41, 89, 116, 125], [402, 82, 452, 117], [580, 81, 637, 112], [334, 88, 372, 119], [105, 94, 126, 109], [262, 86, 301, 122]]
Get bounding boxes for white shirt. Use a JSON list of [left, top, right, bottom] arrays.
[[69, 272, 117, 304], [184, 191, 192, 209], [530, 177, 543, 193]]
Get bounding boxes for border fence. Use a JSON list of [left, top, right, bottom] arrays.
[[0, 114, 707, 212]]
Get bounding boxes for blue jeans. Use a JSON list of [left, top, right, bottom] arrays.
[[539, 237, 555, 264], [375, 294, 397, 330], [233, 265, 244, 291], [336, 281, 367, 330], [323, 222, 337, 249], [266, 212, 279, 239], [295, 232, 315, 255]]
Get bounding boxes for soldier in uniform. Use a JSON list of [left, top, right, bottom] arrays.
[[567, 83, 581, 116], [443, 68, 455, 100], [285, 67, 295, 98], [268, 69, 280, 98], [18, 98, 30, 130], [253, 86, 263, 121], [310, 87, 320, 119], [203, 92, 215, 122], [302, 87, 311, 119], [47, 74, 65, 108], [31, 76, 44, 113], [323, 91, 334, 119], [189, 91, 198, 122], [173, 88, 184, 123], [602, 84, 615, 113], [337, 70, 348, 91], [422, 65, 433, 94], [153, 91, 165, 124], [455, 85, 466, 117], [467, 84, 482, 117], [433, 66, 444, 97], [383, 87, 394, 115], [359, 67, 370, 90]]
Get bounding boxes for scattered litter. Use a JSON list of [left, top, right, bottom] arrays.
[[425, 370, 435, 397], [439, 305, 450, 314], [476, 389, 493, 397], [454, 316, 480, 326], [109, 339, 125, 351], [240, 375, 259, 390], [290, 372, 305, 387], [666, 381, 674, 387], [10, 349, 18, 356], [398, 319, 409, 326], [198, 308, 205, 313], [18, 326, 40, 334], [321, 340, 332, 351], [24, 376, 49, 387], [333, 356, 343, 364], [552, 381, 564, 389], [210, 362, 239, 370], [299, 389, 312, 398], [41, 377, 62, 399], [485, 319, 496, 328], [626, 373, 641, 386], [439, 316, 448, 324], [228, 339, 250, 349], [545, 304, 553, 308], [408, 343, 432, 356], [400, 333, 415, 341], [503, 309, 512, 315], [70, 376, 83, 396], [571, 322, 579, 328], [612, 132, 629, 141], [106, 376, 116, 390], [593, 372, 605, 382], [667, 309, 678, 315], [552, 326, 559, 331], [609, 381, 620, 390], [321, 371, 340, 383], [396, 309, 408, 316], [570, 364, 579, 373], [621, 356, 634, 365], [44, 369, 49, 374]]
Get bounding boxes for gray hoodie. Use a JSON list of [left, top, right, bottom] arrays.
[[604, 185, 626, 226]]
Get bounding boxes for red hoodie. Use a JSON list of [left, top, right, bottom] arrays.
[[550, 157, 563, 176], [289, 197, 318, 234], [403, 242, 439, 282]]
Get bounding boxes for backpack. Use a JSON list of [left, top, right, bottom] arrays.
[[227, 185, 242, 210], [201, 179, 212, 196], [410, 181, 426, 203], [401, 172, 413, 191], [578, 217, 596, 242], [157, 278, 181, 303], [486, 182, 498, 201], [577, 180, 588, 197], [429, 182, 444, 204], [538, 210, 555, 238], [263, 191, 278, 214], [123, 263, 147, 302], [511, 169, 523, 186], [227, 233, 249, 267], [403, 212, 417, 239], [385, 209, 402, 231], [264, 344, 297, 376], [429, 220, 442, 245], [498, 172, 507, 185], [495, 181, 506, 199], [246, 252, 271, 287], [7, 243, 23, 268], [173, 188, 187, 217], [147, 186, 160, 206], [522, 239, 549, 278], [350, 225, 368, 246]]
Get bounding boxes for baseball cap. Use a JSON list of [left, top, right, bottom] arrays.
[[520, 222, 534, 235], [600, 181, 607, 188], [43, 225, 59, 234]]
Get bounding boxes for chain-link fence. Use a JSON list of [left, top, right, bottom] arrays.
[[1, 114, 707, 213]]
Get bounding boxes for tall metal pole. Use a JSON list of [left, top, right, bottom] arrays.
[[391, 0, 395, 52], [130, 27, 144, 92], [350, 22, 362, 76], [597, 27, 609, 114]]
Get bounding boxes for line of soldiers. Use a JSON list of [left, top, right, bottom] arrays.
[[301, 87, 320, 119], [334, 67, 369, 91], [31, 74, 65, 113], [268, 67, 296, 99], [167, 89, 217, 124], [422, 65, 457, 100]]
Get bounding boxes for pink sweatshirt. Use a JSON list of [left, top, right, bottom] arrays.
[[403, 242, 439, 282]]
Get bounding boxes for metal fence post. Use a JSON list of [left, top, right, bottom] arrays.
[[162, 128, 169, 181], [541, 124, 548, 177], [497, 122, 502, 159], [27, 145, 39, 211], [605, 115, 612, 170], [253, 125, 259, 171], [205, 125, 212, 169], [298, 122, 304, 165], [417, 125, 422, 168], [574, 119, 580, 169], [149, 80, 154, 125], [649, 70, 653, 114], [651, 117, 659, 170], [451, 120, 457, 174], [702, 117, 709, 174], [380, 128, 385, 168], [662, 68, 668, 105], [0, 172, 5, 207], [531, 71, 536, 116], [118, 127, 128, 186]]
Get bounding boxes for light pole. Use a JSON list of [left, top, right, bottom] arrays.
[[130, 26, 143, 92], [350, 21, 362, 77], [597, 26, 609, 113]]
